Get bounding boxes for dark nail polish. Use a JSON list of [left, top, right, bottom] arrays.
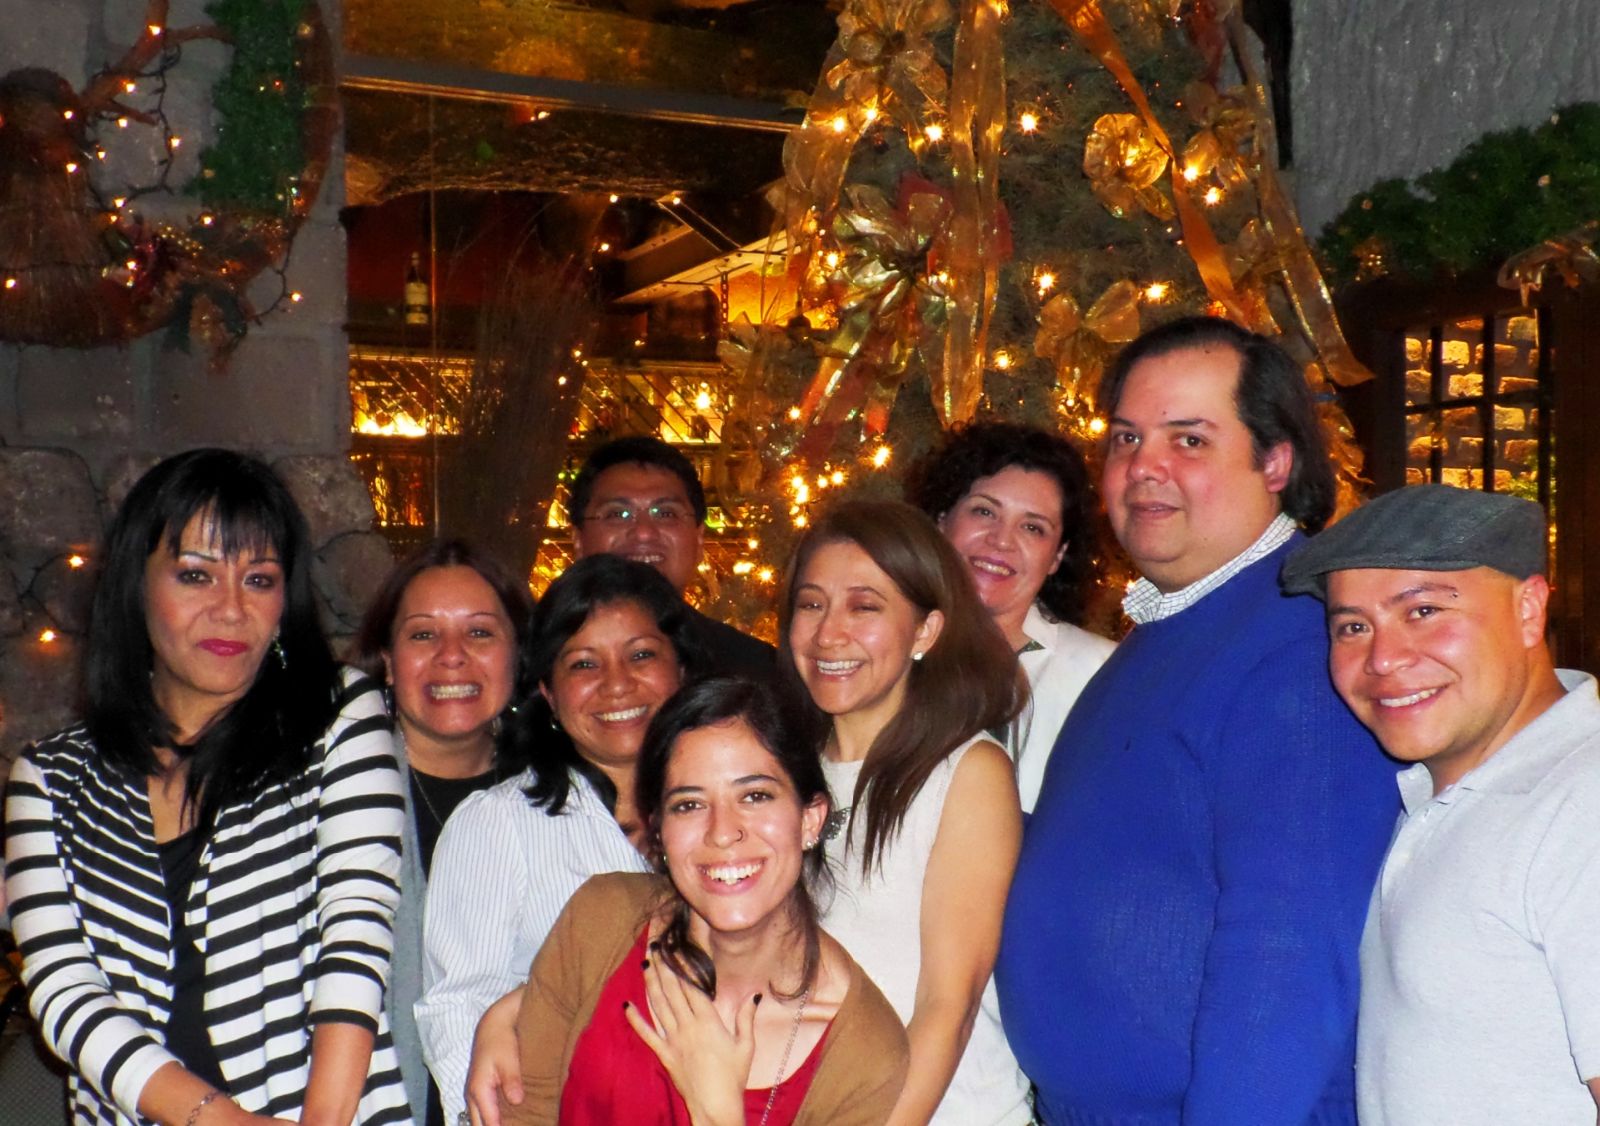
[[622, 1000, 630, 1011], [753, 993, 763, 1006], [641, 959, 650, 970]]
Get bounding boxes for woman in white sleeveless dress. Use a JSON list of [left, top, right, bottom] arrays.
[[780, 499, 1032, 1126]]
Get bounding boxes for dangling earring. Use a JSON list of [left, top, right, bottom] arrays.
[[382, 683, 395, 713], [272, 636, 287, 669], [491, 714, 504, 739]]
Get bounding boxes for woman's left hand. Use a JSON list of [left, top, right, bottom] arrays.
[[624, 955, 755, 1126]]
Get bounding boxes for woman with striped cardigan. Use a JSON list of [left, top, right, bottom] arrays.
[[4, 449, 412, 1126]]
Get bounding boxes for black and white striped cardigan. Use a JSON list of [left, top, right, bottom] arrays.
[[4, 668, 414, 1126]]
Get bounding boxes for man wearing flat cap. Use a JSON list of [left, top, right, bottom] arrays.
[[1283, 483, 1600, 1125]]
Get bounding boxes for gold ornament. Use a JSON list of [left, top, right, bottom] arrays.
[[1033, 279, 1142, 405], [1083, 113, 1174, 220]]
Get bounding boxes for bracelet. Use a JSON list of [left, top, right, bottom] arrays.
[[184, 1089, 225, 1126]]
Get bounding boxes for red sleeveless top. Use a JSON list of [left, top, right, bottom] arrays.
[[559, 928, 829, 1125]]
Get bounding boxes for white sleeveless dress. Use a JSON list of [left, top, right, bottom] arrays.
[[820, 735, 1031, 1125]]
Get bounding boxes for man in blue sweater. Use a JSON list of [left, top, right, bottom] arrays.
[[997, 317, 1398, 1124]]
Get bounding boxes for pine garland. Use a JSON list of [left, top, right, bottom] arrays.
[[1317, 102, 1600, 286], [196, 0, 310, 216]]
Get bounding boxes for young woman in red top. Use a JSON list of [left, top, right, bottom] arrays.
[[497, 678, 907, 1126]]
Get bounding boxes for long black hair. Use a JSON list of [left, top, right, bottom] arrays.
[[634, 676, 831, 1001], [351, 538, 534, 771], [518, 554, 706, 814], [84, 448, 340, 832]]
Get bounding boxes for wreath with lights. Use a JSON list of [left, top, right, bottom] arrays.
[[0, 0, 334, 358]]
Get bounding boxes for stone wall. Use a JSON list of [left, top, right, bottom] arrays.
[[1291, 0, 1600, 237], [0, 0, 387, 765]]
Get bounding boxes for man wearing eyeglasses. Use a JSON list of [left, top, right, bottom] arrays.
[[568, 436, 775, 676]]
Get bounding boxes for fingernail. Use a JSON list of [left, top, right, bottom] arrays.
[[622, 1000, 630, 1010], [753, 993, 763, 1006], [641, 959, 650, 970]]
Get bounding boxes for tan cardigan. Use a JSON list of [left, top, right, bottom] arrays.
[[502, 872, 909, 1125]]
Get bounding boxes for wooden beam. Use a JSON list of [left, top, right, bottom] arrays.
[[342, 54, 801, 135]]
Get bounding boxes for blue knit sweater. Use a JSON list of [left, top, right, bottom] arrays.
[[996, 540, 1398, 1125]]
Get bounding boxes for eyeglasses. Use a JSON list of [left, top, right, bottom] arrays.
[[582, 503, 695, 528]]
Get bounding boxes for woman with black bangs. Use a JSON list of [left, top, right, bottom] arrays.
[[4, 449, 410, 1126]]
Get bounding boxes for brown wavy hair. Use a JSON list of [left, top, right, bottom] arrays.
[[779, 500, 1025, 874]]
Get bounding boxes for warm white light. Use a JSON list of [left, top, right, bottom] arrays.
[[123, 80, 137, 94], [787, 406, 801, 420], [598, 241, 611, 252], [117, 117, 129, 128], [830, 470, 845, 485], [64, 162, 78, 173], [289, 291, 303, 302], [871, 445, 892, 468], [609, 193, 619, 203], [1182, 164, 1200, 182], [113, 196, 127, 208], [864, 105, 880, 123], [557, 375, 568, 386], [1018, 111, 1039, 133], [993, 349, 1013, 370], [168, 136, 181, 149], [38, 629, 57, 643], [733, 561, 755, 575], [62, 109, 74, 120], [1036, 271, 1056, 294], [67, 554, 86, 568], [757, 567, 775, 583], [1144, 281, 1170, 301], [3, 277, 16, 291], [924, 123, 945, 142], [200, 214, 214, 226], [824, 251, 841, 269], [1203, 186, 1223, 206], [830, 115, 848, 133], [1089, 417, 1107, 434], [148, 23, 163, 35], [694, 389, 712, 411]]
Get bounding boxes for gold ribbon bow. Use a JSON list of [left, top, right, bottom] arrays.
[[1180, 82, 1255, 188], [1083, 113, 1175, 221], [827, 0, 954, 140], [1033, 279, 1142, 406], [1497, 222, 1600, 306]]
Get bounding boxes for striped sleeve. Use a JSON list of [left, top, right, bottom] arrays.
[[4, 752, 177, 1117], [309, 671, 405, 1031]]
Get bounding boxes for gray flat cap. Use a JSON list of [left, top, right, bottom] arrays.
[[1281, 484, 1547, 599]]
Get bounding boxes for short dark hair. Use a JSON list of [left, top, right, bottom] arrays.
[[519, 554, 707, 815], [568, 436, 708, 526], [904, 421, 1100, 625], [351, 538, 535, 769], [635, 676, 830, 1000], [84, 448, 340, 833], [1100, 317, 1337, 532]]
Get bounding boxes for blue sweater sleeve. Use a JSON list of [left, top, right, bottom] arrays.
[[1182, 635, 1395, 1124]]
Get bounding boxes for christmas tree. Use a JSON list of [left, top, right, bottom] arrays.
[[707, 0, 1368, 637]]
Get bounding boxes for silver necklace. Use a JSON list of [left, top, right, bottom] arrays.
[[757, 987, 812, 1126], [409, 766, 447, 830]]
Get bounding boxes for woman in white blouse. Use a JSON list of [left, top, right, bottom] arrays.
[[905, 422, 1116, 812], [416, 555, 705, 1124]]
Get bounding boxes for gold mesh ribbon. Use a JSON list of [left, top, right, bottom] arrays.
[[1042, 0, 1251, 326], [937, 0, 1007, 426]]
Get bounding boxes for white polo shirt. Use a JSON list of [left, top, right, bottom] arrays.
[[1357, 670, 1600, 1125]]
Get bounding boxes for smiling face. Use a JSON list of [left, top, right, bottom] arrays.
[[939, 464, 1068, 644], [383, 565, 517, 769], [1327, 565, 1552, 791], [787, 539, 943, 732], [542, 598, 684, 783], [573, 462, 705, 593], [144, 511, 286, 740], [658, 718, 827, 941], [1103, 344, 1291, 592]]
